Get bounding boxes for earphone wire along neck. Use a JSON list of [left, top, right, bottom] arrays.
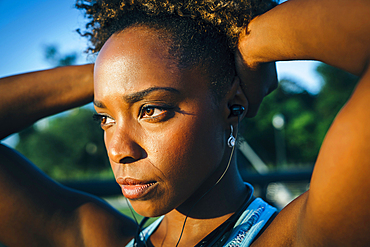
[[175, 117, 241, 247]]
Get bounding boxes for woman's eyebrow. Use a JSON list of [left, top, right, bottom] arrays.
[[93, 100, 106, 108], [123, 86, 180, 104], [93, 87, 180, 108]]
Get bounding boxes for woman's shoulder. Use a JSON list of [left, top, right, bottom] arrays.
[[70, 193, 137, 247], [251, 192, 309, 247]]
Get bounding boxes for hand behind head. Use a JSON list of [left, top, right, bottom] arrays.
[[235, 50, 278, 117]]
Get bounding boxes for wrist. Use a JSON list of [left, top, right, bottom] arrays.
[[238, 17, 266, 69]]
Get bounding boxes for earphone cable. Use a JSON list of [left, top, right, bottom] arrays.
[[175, 120, 240, 247], [125, 197, 148, 247]]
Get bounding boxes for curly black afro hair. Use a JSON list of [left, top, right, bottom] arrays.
[[76, 0, 277, 99]]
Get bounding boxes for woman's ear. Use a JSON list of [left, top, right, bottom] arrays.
[[223, 76, 249, 123]]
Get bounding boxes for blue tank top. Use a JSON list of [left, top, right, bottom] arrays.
[[126, 197, 277, 247]]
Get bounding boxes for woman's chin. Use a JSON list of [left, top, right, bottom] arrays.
[[130, 201, 169, 218]]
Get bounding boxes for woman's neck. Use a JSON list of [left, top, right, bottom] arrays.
[[150, 164, 250, 246]]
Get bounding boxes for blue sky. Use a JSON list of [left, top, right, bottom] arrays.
[[0, 0, 323, 94], [0, 0, 89, 77]]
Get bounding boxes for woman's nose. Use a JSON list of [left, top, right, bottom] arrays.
[[106, 127, 144, 164]]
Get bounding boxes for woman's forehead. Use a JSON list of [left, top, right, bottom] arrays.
[[96, 27, 177, 71], [94, 27, 181, 93], [93, 27, 210, 101]]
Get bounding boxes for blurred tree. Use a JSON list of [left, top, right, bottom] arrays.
[[15, 45, 111, 180], [16, 109, 111, 179], [44, 45, 78, 67], [242, 79, 317, 166], [314, 64, 359, 145], [241, 63, 358, 168]]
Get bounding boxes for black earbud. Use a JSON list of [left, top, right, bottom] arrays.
[[230, 105, 245, 116]]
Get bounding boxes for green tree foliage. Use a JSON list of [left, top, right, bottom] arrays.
[[15, 45, 111, 180], [16, 109, 111, 179], [314, 64, 359, 144], [242, 63, 358, 167], [44, 45, 78, 67]]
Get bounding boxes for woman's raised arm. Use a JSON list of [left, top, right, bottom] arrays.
[[239, 0, 370, 246], [0, 65, 138, 246], [0, 64, 94, 140], [239, 0, 370, 75]]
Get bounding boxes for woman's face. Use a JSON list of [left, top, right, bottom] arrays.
[[94, 27, 229, 217]]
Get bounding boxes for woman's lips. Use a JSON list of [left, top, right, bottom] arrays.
[[117, 178, 157, 200]]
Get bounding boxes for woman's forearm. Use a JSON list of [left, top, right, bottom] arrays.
[[239, 0, 370, 76], [0, 64, 94, 140], [238, 1, 370, 245]]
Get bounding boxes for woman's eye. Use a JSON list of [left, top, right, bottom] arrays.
[[140, 106, 166, 119], [93, 114, 115, 127]]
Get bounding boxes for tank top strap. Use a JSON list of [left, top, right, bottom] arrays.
[[223, 198, 277, 247], [125, 216, 164, 247]]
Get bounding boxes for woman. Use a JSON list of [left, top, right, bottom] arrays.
[[1, 0, 369, 246]]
